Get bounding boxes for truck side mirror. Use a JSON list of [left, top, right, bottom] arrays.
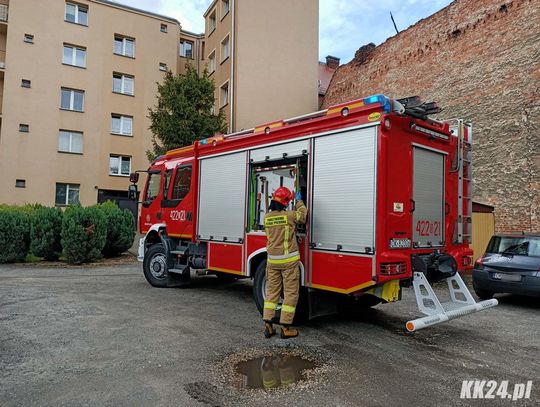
[[128, 184, 138, 200], [129, 172, 140, 183]]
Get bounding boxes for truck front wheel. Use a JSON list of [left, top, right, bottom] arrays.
[[143, 243, 169, 288]]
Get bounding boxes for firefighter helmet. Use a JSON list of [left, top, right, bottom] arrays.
[[272, 187, 293, 206]]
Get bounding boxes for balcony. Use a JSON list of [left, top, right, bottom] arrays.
[[0, 4, 7, 23]]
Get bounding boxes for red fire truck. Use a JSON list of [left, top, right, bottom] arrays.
[[130, 94, 497, 331]]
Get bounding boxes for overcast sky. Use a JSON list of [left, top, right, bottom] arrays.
[[118, 0, 453, 63]]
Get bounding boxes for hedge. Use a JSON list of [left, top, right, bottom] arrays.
[[61, 206, 107, 264], [30, 207, 63, 261], [0, 210, 31, 263], [96, 201, 136, 257]]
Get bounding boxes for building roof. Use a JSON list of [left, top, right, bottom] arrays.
[[95, 0, 181, 25], [181, 29, 205, 38], [203, 0, 220, 18], [318, 62, 337, 96]]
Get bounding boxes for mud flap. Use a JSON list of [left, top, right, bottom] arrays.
[[307, 288, 340, 319]]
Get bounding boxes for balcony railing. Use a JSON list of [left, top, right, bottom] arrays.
[[0, 4, 8, 22], [0, 50, 5, 69]]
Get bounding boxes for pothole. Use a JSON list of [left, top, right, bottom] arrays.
[[234, 353, 315, 390], [212, 345, 332, 402]]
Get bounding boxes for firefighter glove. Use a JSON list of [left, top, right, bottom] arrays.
[[295, 191, 302, 201]]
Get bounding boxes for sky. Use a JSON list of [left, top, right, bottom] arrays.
[[117, 0, 453, 64]]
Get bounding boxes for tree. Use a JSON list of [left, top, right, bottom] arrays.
[[147, 64, 227, 161]]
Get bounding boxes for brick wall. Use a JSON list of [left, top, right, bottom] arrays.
[[323, 0, 540, 233]]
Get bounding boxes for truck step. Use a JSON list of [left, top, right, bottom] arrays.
[[171, 247, 188, 256], [169, 266, 189, 275], [167, 265, 191, 287], [406, 272, 497, 332]]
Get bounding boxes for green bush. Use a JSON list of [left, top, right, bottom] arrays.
[[0, 210, 31, 263], [30, 207, 63, 261], [61, 206, 107, 264], [96, 201, 136, 257]]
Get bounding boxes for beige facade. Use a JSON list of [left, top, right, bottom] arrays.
[[0, 0, 319, 208], [0, 0, 181, 207], [201, 0, 319, 132]]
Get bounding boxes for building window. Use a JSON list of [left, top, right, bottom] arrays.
[[15, 179, 26, 188], [63, 44, 86, 68], [208, 10, 216, 33], [220, 82, 229, 107], [114, 35, 135, 58], [180, 40, 193, 58], [160, 23, 167, 33], [65, 2, 88, 26], [208, 50, 216, 73], [222, 0, 230, 18], [58, 130, 83, 154], [55, 183, 80, 206], [113, 73, 134, 96], [19, 124, 29, 132], [21, 79, 31, 88], [221, 35, 230, 62], [109, 155, 131, 176], [60, 88, 85, 112], [159, 63, 167, 72], [24, 34, 34, 44], [111, 114, 133, 136]]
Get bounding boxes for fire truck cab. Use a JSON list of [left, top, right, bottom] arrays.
[[132, 94, 497, 331]]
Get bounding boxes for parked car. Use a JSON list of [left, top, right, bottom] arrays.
[[473, 234, 540, 299]]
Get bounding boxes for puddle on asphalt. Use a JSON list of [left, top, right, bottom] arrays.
[[234, 354, 315, 390]]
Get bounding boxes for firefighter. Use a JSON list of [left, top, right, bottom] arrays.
[[263, 186, 307, 339]]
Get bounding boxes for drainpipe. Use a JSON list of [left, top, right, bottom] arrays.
[[229, 0, 236, 133]]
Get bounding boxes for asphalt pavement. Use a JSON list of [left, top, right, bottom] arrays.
[[0, 263, 538, 406]]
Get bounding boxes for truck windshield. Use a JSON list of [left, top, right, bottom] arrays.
[[487, 236, 540, 257], [145, 171, 161, 202]]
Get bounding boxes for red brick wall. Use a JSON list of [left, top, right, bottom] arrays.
[[323, 0, 540, 234]]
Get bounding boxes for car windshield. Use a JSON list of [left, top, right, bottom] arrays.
[[487, 236, 540, 257]]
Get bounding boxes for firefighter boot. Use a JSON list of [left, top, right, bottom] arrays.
[[280, 325, 299, 339], [264, 321, 276, 338]]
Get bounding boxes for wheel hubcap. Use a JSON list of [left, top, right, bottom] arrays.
[[149, 254, 167, 280]]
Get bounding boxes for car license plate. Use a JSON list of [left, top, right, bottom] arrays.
[[493, 272, 522, 282]]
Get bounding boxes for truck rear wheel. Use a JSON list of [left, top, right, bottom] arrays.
[[143, 243, 169, 288], [252, 259, 307, 324]]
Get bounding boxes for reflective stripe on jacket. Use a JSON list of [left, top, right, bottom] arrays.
[[264, 200, 307, 264]]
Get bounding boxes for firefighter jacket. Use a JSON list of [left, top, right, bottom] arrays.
[[264, 200, 307, 264]]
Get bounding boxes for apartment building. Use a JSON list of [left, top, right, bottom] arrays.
[[0, 0, 180, 208], [0, 0, 319, 209], [197, 0, 319, 132], [178, 29, 205, 75]]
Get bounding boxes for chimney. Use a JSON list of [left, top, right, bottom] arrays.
[[325, 55, 340, 69]]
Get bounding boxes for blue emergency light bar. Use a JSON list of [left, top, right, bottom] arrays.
[[363, 94, 392, 113]]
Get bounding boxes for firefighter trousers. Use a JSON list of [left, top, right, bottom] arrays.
[[263, 260, 300, 325]]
